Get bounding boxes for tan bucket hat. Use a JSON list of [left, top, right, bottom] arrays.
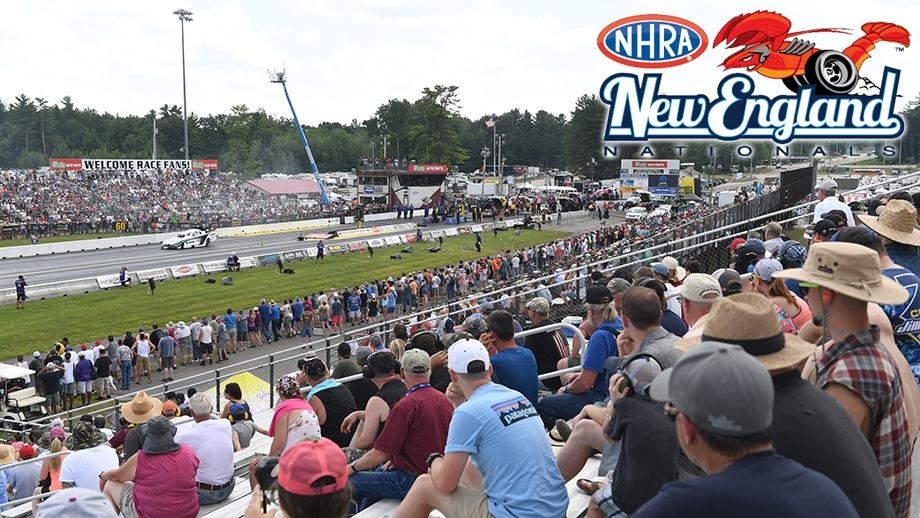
[[678, 293, 814, 372], [773, 242, 908, 305], [859, 199, 920, 247], [662, 256, 687, 281], [121, 391, 164, 424]]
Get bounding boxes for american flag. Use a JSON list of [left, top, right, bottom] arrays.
[[485, 117, 495, 128]]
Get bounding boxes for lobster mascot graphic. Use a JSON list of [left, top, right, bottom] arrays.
[[714, 11, 910, 95]]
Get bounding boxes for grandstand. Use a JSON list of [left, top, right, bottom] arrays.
[[4, 165, 920, 517]]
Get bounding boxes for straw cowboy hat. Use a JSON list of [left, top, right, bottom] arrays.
[[858, 199, 920, 247], [121, 391, 164, 424], [773, 242, 908, 306], [678, 293, 814, 372]]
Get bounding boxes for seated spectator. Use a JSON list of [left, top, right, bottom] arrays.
[[298, 357, 357, 447], [347, 347, 378, 410], [176, 393, 236, 505], [406, 331, 451, 392], [633, 342, 858, 517], [524, 296, 570, 392], [576, 286, 618, 346], [636, 278, 687, 337], [616, 287, 680, 368], [59, 421, 119, 490], [775, 242, 913, 516], [751, 259, 811, 334], [583, 354, 679, 517], [677, 273, 722, 340], [35, 487, 117, 518], [219, 382, 251, 420], [680, 293, 896, 518], [396, 339, 569, 517], [712, 268, 743, 297], [38, 434, 68, 492], [120, 392, 162, 460], [332, 342, 361, 378], [266, 375, 321, 457], [483, 310, 539, 406], [342, 351, 408, 462], [245, 439, 351, 518], [6, 444, 40, 501], [539, 287, 619, 428], [229, 403, 257, 451], [162, 400, 179, 419], [348, 349, 453, 510], [100, 416, 199, 518]]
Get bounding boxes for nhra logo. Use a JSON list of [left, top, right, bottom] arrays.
[[597, 11, 911, 144], [597, 15, 708, 68]]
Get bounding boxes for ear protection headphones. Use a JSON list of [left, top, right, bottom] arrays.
[[408, 330, 443, 355], [362, 351, 401, 379], [227, 408, 251, 423]]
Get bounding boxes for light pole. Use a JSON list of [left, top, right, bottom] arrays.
[[480, 146, 491, 175], [174, 8, 193, 161]]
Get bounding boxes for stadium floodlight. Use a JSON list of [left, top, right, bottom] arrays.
[[269, 68, 331, 206], [174, 9, 193, 162]]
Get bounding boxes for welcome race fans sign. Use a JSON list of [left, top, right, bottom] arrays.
[[49, 158, 219, 171]]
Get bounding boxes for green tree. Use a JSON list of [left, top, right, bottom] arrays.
[[407, 85, 468, 166]]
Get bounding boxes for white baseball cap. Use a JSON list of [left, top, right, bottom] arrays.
[[447, 338, 491, 374]]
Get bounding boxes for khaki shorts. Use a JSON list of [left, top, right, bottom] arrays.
[[136, 356, 152, 373], [118, 481, 139, 518], [448, 485, 493, 518]]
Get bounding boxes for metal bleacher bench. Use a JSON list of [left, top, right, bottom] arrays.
[[6, 387, 45, 411]]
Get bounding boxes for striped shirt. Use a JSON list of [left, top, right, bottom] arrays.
[[816, 326, 912, 517]]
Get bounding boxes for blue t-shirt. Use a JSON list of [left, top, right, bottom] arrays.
[[258, 303, 271, 322], [331, 300, 344, 316], [661, 310, 688, 337], [446, 383, 568, 518], [292, 301, 304, 320], [883, 266, 920, 385], [632, 450, 858, 518], [582, 323, 620, 397], [270, 305, 281, 320], [14, 279, 25, 294], [491, 347, 539, 407], [223, 313, 237, 330], [347, 295, 361, 312]]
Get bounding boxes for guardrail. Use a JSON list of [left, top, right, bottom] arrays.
[[0, 218, 531, 306], [0, 232, 183, 260]]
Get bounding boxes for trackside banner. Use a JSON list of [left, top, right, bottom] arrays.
[[49, 158, 219, 171]]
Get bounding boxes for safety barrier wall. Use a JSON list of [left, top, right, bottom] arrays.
[[0, 219, 527, 306], [0, 232, 183, 260]]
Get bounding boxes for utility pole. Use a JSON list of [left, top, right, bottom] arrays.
[[174, 8, 193, 161], [152, 114, 158, 160]]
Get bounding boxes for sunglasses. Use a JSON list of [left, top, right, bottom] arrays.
[[798, 281, 819, 296]]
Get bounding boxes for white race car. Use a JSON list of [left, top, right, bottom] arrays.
[[161, 229, 217, 250]]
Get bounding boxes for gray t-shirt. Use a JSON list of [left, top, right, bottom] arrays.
[[231, 420, 257, 449], [6, 461, 41, 501]]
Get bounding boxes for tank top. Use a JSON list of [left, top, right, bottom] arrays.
[[134, 445, 199, 518]]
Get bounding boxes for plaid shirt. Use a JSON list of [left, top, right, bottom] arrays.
[[816, 326, 912, 517]]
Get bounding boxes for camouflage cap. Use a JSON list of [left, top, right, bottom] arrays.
[[70, 421, 105, 450]]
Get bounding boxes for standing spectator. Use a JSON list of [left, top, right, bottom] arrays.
[[157, 331, 176, 382], [775, 242, 913, 516], [632, 342, 858, 518], [258, 300, 273, 344], [270, 300, 282, 341], [224, 309, 238, 354], [189, 317, 202, 362], [299, 358, 357, 448], [348, 349, 453, 510], [14, 275, 26, 309], [397, 339, 569, 517], [6, 444, 40, 501], [198, 318, 214, 366], [330, 297, 345, 335], [116, 340, 133, 390], [133, 333, 153, 384], [60, 352, 76, 411], [38, 361, 64, 414], [28, 352, 43, 393], [59, 422, 119, 490], [73, 353, 94, 406], [175, 393, 235, 505], [100, 416, 199, 518], [175, 321, 192, 366], [317, 239, 325, 261], [94, 348, 114, 400]]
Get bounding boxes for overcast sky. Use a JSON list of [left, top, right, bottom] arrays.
[[2, 0, 916, 125]]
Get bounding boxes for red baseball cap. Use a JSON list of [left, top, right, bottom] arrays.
[[277, 438, 347, 496], [18, 444, 36, 460], [728, 237, 746, 252]]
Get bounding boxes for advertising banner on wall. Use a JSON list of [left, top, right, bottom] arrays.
[[49, 158, 219, 171]]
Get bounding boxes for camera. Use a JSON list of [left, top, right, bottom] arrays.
[[254, 456, 280, 489]]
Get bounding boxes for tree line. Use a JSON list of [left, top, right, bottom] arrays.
[[0, 87, 915, 179]]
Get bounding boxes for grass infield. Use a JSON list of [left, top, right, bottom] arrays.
[[0, 228, 569, 359]]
